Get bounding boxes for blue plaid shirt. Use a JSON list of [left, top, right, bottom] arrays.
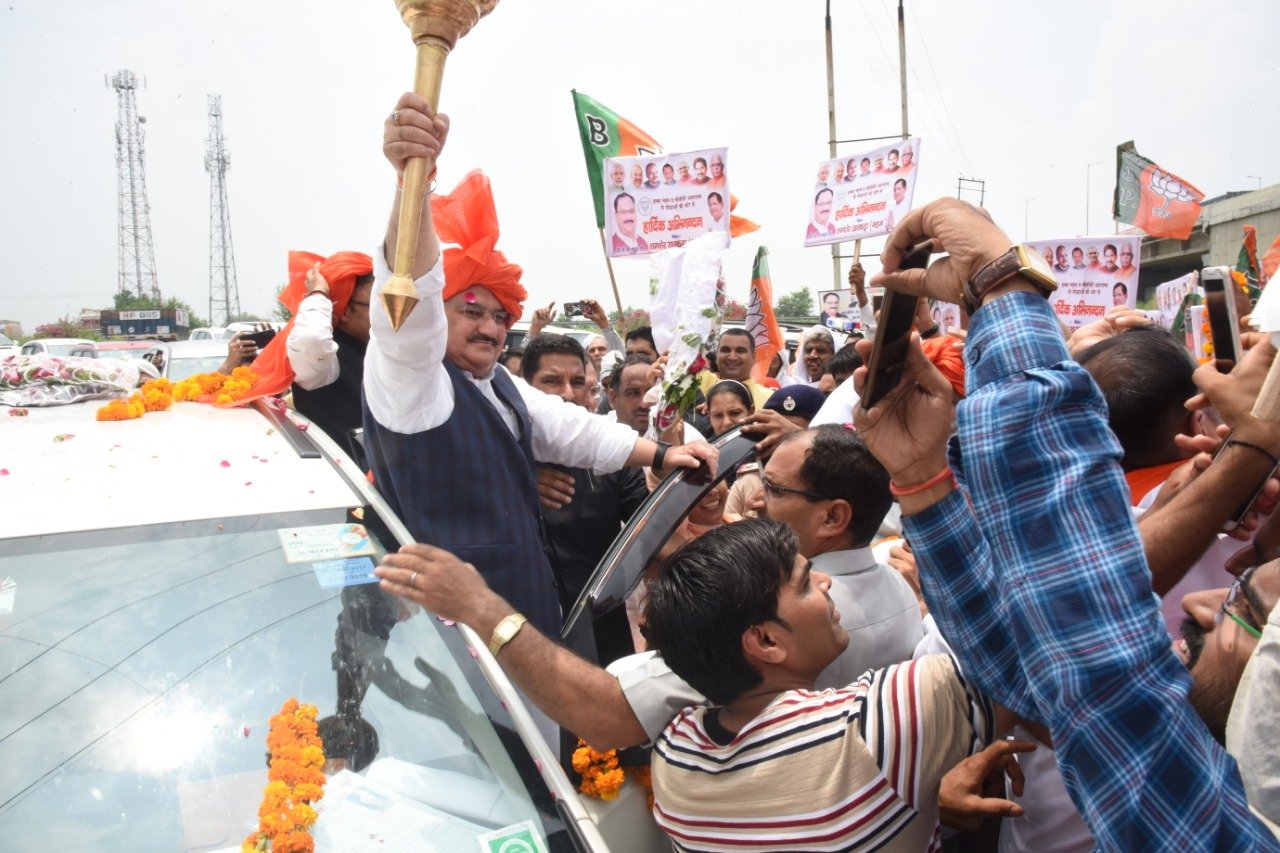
[[905, 291, 1277, 850]]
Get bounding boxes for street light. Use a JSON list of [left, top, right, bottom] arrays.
[[1085, 160, 1103, 234], [1025, 197, 1037, 241], [1247, 175, 1263, 191]]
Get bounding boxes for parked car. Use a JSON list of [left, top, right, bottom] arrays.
[[0, 397, 649, 851], [189, 322, 278, 342], [18, 337, 97, 358], [95, 339, 162, 362], [0, 333, 17, 357]]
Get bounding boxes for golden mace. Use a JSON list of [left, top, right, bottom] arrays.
[[382, 0, 498, 331]]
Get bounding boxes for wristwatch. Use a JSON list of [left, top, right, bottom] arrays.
[[488, 613, 528, 657], [963, 245, 1057, 315]]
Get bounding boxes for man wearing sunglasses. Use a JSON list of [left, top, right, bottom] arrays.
[[365, 93, 716, 643]]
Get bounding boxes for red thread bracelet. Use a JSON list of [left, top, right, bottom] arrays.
[[889, 465, 955, 497]]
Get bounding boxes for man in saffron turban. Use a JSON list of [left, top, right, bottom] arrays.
[[365, 93, 717, 642], [246, 252, 374, 449]]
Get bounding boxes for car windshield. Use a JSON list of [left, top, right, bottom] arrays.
[[42, 343, 87, 357], [0, 505, 554, 850], [168, 354, 229, 381]]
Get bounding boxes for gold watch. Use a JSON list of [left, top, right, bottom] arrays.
[[488, 613, 528, 657], [963, 245, 1057, 314]]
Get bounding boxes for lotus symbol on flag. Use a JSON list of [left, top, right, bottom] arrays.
[[1149, 169, 1196, 220]]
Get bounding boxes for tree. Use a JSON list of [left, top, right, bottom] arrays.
[[723, 298, 747, 322], [609, 307, 651, 338], [774, 287, 815, 320], [273, 285, 293, 324]]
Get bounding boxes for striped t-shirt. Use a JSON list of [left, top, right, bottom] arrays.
[[651, 655, 993, 852]]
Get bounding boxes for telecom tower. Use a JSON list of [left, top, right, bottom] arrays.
[[107, 70, 161, 302], [205, 95, 240, 325]]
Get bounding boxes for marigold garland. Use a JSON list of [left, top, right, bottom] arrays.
[[243, 698, 326, 853], [571, 738, 651, 805], [95, 367, 258, 421]]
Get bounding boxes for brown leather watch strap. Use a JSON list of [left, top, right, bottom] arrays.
[[963, 249, 1024, 314]]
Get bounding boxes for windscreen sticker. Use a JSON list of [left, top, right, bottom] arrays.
[[477, 821, 548, 853], [0, 577, 15, 615], [312, 557, 379, 589], [279, 523, 374, 563]]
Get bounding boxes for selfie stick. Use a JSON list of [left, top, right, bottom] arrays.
[[382, 0, 498, 331]]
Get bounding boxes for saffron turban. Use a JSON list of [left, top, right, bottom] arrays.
[[431, 170, 526, 322], [242, 250, 373, 401]]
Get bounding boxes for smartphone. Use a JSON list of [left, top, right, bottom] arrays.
[[1202, 266, 1242, 371], [859, 242, 932, 411], [245, 329, 277, 350], [563, 301, 586, 318]]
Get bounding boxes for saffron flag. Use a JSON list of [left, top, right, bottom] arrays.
[[1236, 225, 1261, 287], [571, 90, 663, 229], [745, 246, 784, 383], [1113, 141, 1204, 240]]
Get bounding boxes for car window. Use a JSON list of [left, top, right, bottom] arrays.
[[0, 505, 558, 850], [167, 355, 228, 382]]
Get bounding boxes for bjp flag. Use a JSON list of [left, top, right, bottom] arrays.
[[571, 90, 663, 228], [745, 246, 784, 383], [1113, 141, 1204, 240]]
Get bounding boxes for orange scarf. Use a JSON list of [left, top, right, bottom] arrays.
[[239, 250, 373, 402], [1124, 460, 1185, 507]]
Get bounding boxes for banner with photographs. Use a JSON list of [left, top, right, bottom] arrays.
[[803, 138, 921, 247], [927, 300, 964, 336], [1024, 236, 1142, 327], [816, 289, 864, 333], [1156, 271, 1199, 329], [602, 147, 730, 258]]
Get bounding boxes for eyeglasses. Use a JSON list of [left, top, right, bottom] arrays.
[[455, 302, 515, 329], [1216, 566, 1264, 639], [760, 473, 829, 502]]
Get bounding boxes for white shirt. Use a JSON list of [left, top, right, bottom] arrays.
[[287, 292, 340, 390], [364, 250, 637, 474]]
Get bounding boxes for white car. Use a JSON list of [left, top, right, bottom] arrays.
[[18, 337, 98, 358], [0, 333, 17, 357], [146, 339, 233, 381], [0, 398, 670, 851]]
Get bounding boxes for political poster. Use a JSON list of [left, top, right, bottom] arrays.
[[602, 148, 730, 258], [802, 138, 921, 247], [1025, 236, 1142, 327], [927, 300, 964, 336], [1155, 271, 1199, 329], [816, 290, 860, 333]]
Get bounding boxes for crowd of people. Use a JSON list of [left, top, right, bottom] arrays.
[[257, 92, 1280, 851]]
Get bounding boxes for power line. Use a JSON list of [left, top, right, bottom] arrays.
[[906, 1, 976, 174]]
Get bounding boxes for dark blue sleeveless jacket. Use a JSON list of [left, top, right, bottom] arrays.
[[363, 362, 560, 635]]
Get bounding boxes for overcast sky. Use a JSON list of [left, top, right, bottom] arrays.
[[1, 0, 1276, 335]]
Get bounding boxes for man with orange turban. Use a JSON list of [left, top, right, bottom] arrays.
[[245, 251, 374, 448], [365, 93, 717, 642]]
